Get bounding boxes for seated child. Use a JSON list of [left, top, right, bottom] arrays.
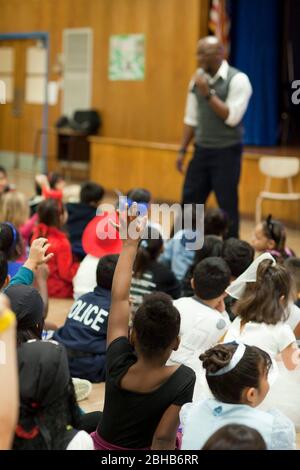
[[181, 235, 223, 297], [66, 182, 105, 260], [73, 211, 122, 299], [168, 257, 231, 378], [252, 214, 295, 262], [31, 199, 79, 298], [0, 236, 53, 291], [221, 238, 255, 320], [0, 222, 23, 277], [123, 188, 164, 236], [91, 204, 195, 450], [5, 284, 44, 346], [159, 204, 200, 281], [222, 238, 255, 281], [180, 343, 295, 450], [224, 254, 300, 429], [202, 424, 267, 450], [130, 227, 181, 312], [12, 340, 94, 450], [0, 191, 35, 260], [204, 207, 229, 238], [53, 254, 119, 382], [35, 172, 66, 201]]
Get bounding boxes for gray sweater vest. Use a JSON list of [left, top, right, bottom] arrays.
[[193, 66, 243, 148]]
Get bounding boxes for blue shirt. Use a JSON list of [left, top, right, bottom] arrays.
[[159, 230, 196, 281], [8, 261, 23, 278], [53, 286, 111, 382]]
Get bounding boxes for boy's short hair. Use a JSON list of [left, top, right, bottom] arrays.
[[193, 257, 231, 300], [284, 257, 300, 292], [222, 238, 255, 279], [96, 254, 119, 290], [0, 166, 7, 176], [127, 188, 151, 204], [80, 182, 105, 205], [194, 235, 223, 265], [204, 208, 229, 238]]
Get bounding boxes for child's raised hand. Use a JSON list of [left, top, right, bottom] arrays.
[[35, 174, 50, 189], [26, 238, 54, 271], [112, 202, 148, 244]]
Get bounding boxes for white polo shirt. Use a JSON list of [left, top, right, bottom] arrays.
[[168, 297, 230, 372]]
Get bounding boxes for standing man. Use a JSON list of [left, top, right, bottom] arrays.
[[177, 36, 252, 238]]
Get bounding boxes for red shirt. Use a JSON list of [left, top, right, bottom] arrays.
[[31, 223, 79, 298]]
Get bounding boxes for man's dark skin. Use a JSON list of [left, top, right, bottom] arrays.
[[177, 37, 230, 173]]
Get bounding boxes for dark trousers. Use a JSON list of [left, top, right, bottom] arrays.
[[182, 143, 242, 238]]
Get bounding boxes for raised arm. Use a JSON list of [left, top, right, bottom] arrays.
[[8, 238, 54, 288], [107, 205, 147, 347]]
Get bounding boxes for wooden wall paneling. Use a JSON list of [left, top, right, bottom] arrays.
[[0, 0, 209, 159]]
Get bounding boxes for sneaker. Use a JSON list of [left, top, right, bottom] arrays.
[[72, 378, 92, 402]]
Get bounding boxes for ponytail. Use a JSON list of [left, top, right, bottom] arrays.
[[133, 228, 163, 278], [133, 244, 152, 279], [236, 260, 292, 324], [262, 215, 288, 260]]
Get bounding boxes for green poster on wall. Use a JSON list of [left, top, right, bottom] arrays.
[[109, 34, 145, 81]]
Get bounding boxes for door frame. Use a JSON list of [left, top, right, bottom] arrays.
[[0, 32, 50, 173]]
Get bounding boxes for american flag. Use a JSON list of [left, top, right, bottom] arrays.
[[209, 0, 231, 58]]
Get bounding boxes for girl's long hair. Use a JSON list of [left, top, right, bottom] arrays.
[[13, 380, 80, 450], [236, 259, 292, 325], [133, 228, 163, 278]]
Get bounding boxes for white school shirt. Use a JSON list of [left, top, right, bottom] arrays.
[[184, 60, 253, 128], [67, 430, 95, 450], [286, 303, 300, 332], [168, 297, 230, 372], [72, 254, 99, 300], [223, 316, 296, 358]]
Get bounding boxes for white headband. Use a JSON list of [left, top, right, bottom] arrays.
[[207, 343, 246, 376], [226, 252, 276, 300]]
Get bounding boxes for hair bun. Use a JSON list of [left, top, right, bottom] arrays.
[[200, 344, 235, 374]]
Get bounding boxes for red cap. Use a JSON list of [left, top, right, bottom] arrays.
[[82, 211, 122, 258]]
